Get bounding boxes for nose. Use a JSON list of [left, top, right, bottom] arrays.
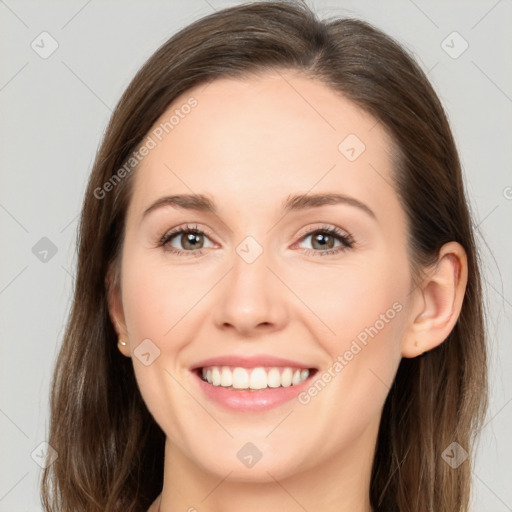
[[212, 247, 288, 337]]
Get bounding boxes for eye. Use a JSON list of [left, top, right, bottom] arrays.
[[158, 224, 215, 256], [158, 223, 354, 257], [296, 225, 354, 256]]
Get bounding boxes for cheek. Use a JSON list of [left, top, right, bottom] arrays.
[[121, 252, 204, 343], [288, 253, 408, 350], [120, 253, 210, 440], [289, 253, 408, 418], [330, 269, 406, 353]]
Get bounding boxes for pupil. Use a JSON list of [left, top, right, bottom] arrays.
[[314, 233, 333, 250], [184, 232, 202, 249]]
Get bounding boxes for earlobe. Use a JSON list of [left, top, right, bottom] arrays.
[[401, 242, 468, 358], [105, 264, 131, 357], [118, 338, 130, 357]]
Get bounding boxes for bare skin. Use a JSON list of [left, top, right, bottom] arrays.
[[107, 70, 467, 512]]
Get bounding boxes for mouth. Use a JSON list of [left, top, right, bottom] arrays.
[[190, 365, 318, 412]]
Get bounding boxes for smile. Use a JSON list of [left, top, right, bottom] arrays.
[[191, 365, 318, 412], [200, 365, 311, 390]]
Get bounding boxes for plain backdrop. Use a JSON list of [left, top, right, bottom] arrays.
[[0, 1, 511, 511]]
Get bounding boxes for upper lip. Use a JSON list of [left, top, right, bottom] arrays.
[[190, 355, 317, 371]]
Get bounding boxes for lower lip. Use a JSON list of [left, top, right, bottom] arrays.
[[191, 369, 317, 412]]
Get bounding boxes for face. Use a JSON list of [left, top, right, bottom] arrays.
[[111, 70, 414, 484]]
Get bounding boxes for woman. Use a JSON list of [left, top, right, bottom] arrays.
[[40, 1, 488, 511]]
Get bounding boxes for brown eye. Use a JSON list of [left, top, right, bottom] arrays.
[[308, 231, 337, 250], [297, 226, 354, 256], [173, 231, 205, 250], [159, 224, 215, 256]]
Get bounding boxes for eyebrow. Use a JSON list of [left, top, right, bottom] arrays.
[[141, 192, 376, 221]]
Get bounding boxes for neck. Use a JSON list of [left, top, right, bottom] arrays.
[[154, 420, 378, 512]]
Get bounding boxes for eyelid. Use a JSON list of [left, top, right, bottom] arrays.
[[158, 223, 216, 246], [292, 224, 354, 254], [295, 223, 352, 242]]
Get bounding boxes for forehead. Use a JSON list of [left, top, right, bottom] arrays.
[[129, 70, 399, 221]]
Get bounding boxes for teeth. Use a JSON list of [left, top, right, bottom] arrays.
[[232, 367, 249, 389], [249, 367, 267, 389], [211, 367, 221, 386], [220, 367, 232, 387], [281, 367, 292, 387], [201, 366, 311, 390], [267, 368, 281, 388]]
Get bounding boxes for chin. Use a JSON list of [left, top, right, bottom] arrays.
[[195, 449, 313, 483]]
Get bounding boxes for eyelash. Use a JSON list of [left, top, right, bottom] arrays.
[[158, 223, 355, 257]]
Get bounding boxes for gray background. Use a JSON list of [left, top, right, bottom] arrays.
[[1, 0, 511, 510]]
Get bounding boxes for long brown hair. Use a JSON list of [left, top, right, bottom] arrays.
[[40, 1, 488, 510]]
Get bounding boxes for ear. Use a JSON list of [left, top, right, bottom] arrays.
[[401, 241, 468, 358], [105, 263, 131, 357]]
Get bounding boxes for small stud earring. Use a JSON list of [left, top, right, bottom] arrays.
[[119, 339, 127, 346]]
